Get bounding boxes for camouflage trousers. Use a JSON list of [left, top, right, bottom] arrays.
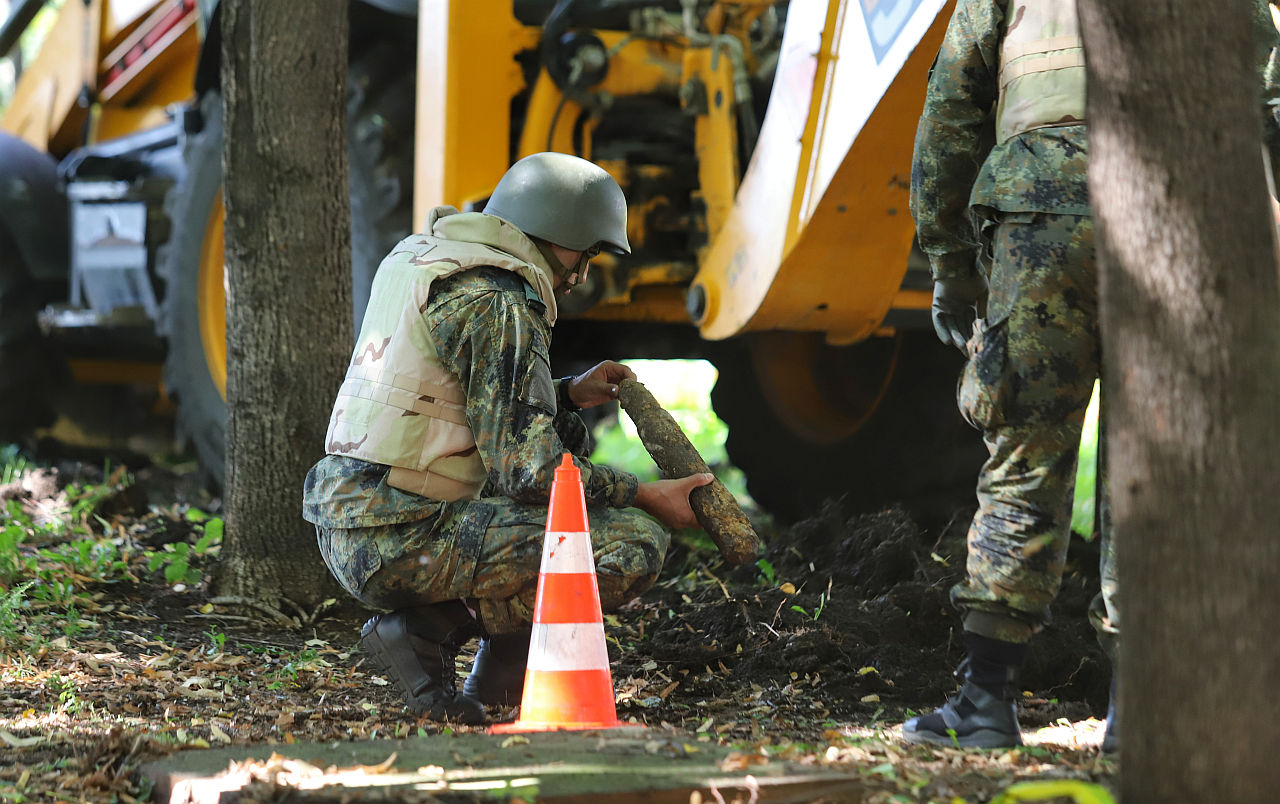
[[317, 500, 668, 636], [951, 211, 1117, 654]]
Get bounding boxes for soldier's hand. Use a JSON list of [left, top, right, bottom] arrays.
[[634, 473, 714, 530], [931, 276, 987, 358], [567, 360, 636, 409]]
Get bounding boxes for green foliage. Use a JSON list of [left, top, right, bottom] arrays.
[[1, 443, 32, 485], [1071, 382, 1101, 539], [791, 589, 828, 622], [0, 506, 38, 580], [147, 542, 198, 585], [63, 479, 125, 527], [947, 727, 961, 749], [44, 673, 86, 715], [0, 580, 35, 643], [756, 558, 776, 586], [206, 625, 227, 654], [42, 538, 129, 583], [2, 445, 136, 544], [1, 486, 133, 634], [145, 517, 222, 586], [266, 646, 332, 689], [0, 445, 218, 648]]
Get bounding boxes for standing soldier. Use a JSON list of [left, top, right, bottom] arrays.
[[303, 152, 712, 724], [904, 0, 1280, 750]]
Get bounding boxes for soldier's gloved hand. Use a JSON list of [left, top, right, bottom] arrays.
[[931, 275, 987, 358], [566, 360, 636, 409]]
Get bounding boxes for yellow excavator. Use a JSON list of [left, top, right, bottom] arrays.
[[0, 0, 982, 522]]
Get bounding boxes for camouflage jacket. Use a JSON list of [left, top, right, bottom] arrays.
[[912, 0, 1280, 282], [303, 266, 639, 529]]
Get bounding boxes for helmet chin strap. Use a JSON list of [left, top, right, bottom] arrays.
[[532, 238, 592, 287], [565, 252, 592, 286]]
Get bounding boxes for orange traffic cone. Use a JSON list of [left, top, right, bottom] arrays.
[[490, 454, 626, 733]]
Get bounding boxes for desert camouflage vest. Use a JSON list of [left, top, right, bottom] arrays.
[[995, 0, 1086, 143], [325, 207, 559, 501]]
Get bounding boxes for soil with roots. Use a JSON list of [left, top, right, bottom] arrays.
[[611, 501, 1111, 734]]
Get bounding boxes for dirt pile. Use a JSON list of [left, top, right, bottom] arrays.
[[608, 499, 1111, 732]]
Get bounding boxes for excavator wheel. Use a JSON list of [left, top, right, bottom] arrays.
[[711, 330, 986, 527], [0, 226, 59, 443], [157, 91, 226, 483], [157, 52, 415, 486]]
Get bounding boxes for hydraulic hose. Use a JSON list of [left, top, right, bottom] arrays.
[[540, 0, 577, 89]]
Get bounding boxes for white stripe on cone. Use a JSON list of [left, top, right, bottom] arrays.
[[525, 622, 610, 671], [540, 531, 597, 574]]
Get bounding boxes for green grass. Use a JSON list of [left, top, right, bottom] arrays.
[[0, 443, 31, 485], [0, 443, 222, 649], [1071, 382, 1101, 539]]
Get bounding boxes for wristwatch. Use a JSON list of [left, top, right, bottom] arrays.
[[557, 377, 581, 412]]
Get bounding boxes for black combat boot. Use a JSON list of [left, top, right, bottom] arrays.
[[1101, 675, 1118, 753], [463, 626, 532, 706], [902, 633, 1027, 749], [361, 600, 487, 724]]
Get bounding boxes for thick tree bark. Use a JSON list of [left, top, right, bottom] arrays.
[[1079, 2, 1280, 799], [217, 0, 352, 609]]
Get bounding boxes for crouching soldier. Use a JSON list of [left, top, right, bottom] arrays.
[[303, 152, 711, 723]]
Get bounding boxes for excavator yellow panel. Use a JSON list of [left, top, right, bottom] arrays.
[[2, 0, 102, 152], [692, 0, 953, 342], [1, 0, 188, 152], [414, 0, 539, 224]]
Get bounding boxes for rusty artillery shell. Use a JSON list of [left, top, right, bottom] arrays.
[[616, 378, 759, 565]]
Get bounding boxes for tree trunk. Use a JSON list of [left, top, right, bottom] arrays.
[[1079, 2, 1280, 799], [217, 0, 352, 609]]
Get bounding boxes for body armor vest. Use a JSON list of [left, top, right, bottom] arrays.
[[995, 0, 1086, 143], [325, 207, 558, 501]]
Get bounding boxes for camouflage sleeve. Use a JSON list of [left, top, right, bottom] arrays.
[[428, 269, 639, 508], [910, 0, 1003, 281]]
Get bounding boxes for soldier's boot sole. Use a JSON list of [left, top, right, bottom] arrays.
[[902, 723, 1023, 749]]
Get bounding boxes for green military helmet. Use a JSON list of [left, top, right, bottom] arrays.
[[483, 152, 630, 255]]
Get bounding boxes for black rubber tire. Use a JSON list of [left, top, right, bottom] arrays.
[[0, 225, 59, 442], [157, 91, 227, 484], [158, 57, 415, 487], [711, 330, 987, 527]]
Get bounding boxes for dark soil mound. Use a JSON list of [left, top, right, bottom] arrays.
[[609, 500, 1110, 733]]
